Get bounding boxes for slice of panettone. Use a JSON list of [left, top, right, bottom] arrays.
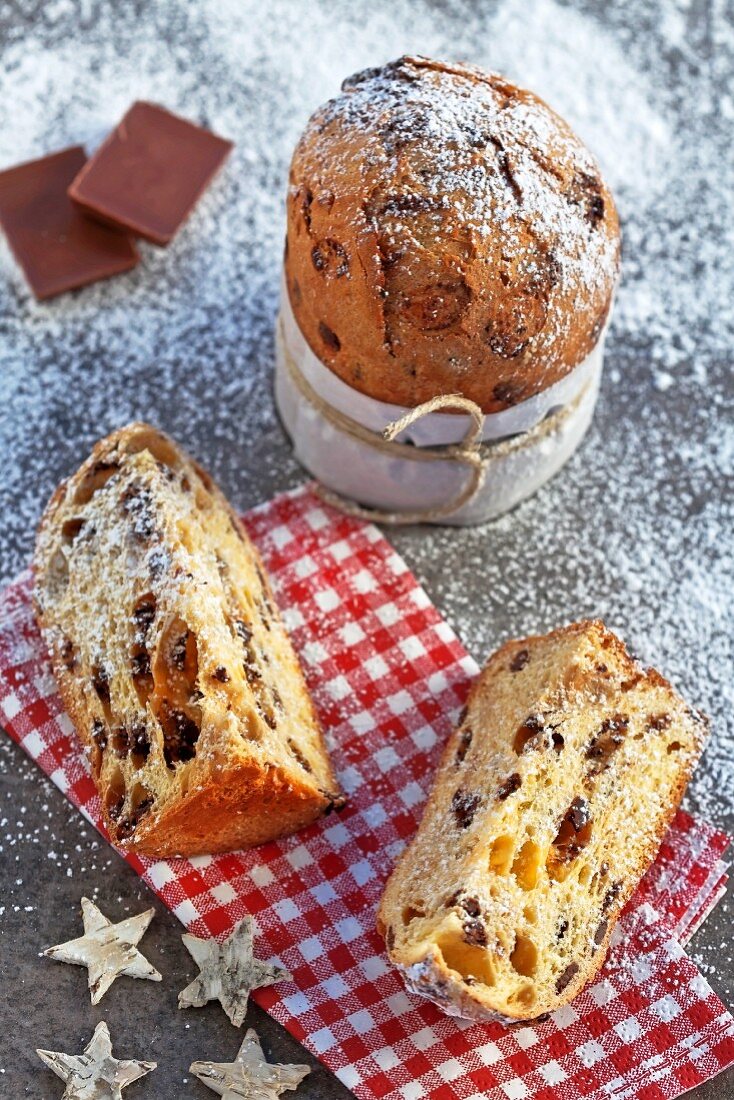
[[377, 620, 707, 1021], [34, 422, 343, 856]]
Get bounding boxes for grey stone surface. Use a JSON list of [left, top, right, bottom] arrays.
[[0, 744, 348, 1098], [0, 0, 732, 1097]]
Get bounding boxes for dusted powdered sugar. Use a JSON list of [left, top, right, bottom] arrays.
[[290, 55, 620, 401], [0, 0, 731, 937], [309, 56, 618, 298]]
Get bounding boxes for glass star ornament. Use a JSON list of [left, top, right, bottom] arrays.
[[178, 915, 291, 1027], [37, 1020, 156, 1099], [43, 896, 162, 1003], [190, 1028, 310, 1099]]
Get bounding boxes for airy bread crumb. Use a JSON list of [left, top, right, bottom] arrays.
[[377, 620, 707, 1020]]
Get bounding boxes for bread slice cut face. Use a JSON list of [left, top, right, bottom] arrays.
[[377, 620, 707, 1021], [34, 423, 343, 856]]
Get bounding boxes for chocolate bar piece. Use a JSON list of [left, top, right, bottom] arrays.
[[0, 146, 139, 300], [69, 102, 233, 245]]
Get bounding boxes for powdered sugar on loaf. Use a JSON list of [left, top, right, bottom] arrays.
[[287, 55, 620, 411]]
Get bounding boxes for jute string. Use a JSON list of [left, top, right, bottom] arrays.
[[277, 316, 588, 526]]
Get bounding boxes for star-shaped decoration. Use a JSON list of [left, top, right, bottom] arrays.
[[37, 1020, 156, 1099], [178, 916, 291, 1027], [43, 897, 162, 1004], [190, 1029, 310, 1099]]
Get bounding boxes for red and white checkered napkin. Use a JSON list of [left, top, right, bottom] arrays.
[[1, 485, 733, 1100]]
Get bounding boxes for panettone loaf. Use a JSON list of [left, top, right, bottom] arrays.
[[34, 423, 343, 856], [377, 620, 707, 1021], [285, 56, 621, 415]]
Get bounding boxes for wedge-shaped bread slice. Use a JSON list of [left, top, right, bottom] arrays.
[[377, 620, 707, 1021], [34, 422, 343, 856]]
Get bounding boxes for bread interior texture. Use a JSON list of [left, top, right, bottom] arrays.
[[378, 621, 706, 1019], [35, 424, 339, 853]]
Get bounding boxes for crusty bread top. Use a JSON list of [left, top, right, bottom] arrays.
[[378, 620, 707, 1021], [285, 56, 621, 414], [33, 423, 341, 850]]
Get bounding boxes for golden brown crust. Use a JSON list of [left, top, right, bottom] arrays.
[[377, 619, 707, 1020], [126, 761, 338, 858], [34, 422, 343, 856], [285, 56, 621, 414]]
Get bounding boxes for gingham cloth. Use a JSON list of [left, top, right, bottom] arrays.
[[1, 484, 732, 1100]]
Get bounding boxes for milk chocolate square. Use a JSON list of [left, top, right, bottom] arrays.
[[0, 146, 139, 300], [69, 102, 233, 245]]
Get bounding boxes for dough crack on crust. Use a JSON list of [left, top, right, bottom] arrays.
[[34, 423, 343, 856], [286, 55, 621, 413], [377, 620, 707, 1021]]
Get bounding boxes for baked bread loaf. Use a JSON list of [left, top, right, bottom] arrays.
[[377, 620, 707, 1021], [285, 55, 621, 415], [34, 423, 343, 856]]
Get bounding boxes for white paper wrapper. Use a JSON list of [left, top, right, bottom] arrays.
[[275, 280, 606, 526]]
